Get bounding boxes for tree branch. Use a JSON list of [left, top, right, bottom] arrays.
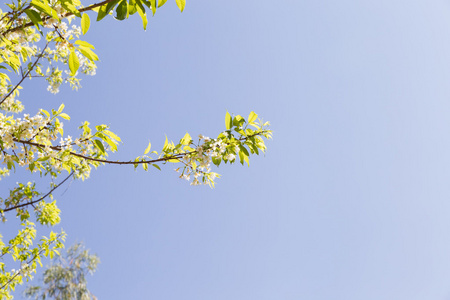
[[10, 130, 270, 166], [13, 137, 191, 165], [2, 171, 74, 213], [3, 0, 116, 35]]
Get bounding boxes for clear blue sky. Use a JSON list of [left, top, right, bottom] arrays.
[[11, 0, 450, 299]]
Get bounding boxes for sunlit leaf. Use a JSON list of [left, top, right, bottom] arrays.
[[68, 50, 79, 76], [81, 13, 90, 35], [144, 141, 151, 154], [175, 0, 185, 12]]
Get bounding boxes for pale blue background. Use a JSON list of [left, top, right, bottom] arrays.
[[10, 0, 450, 299]]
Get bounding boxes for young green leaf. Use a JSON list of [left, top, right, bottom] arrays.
[[180, 132, 191, 145], [163, 135, 168, 151], [248, 111, 258, 123], [69, 50, 80, 76], [57, 103, 65, 114], [93, 139, 105, 153], [25, 9, 42, 26], [60, 0, 81, 17], [81, 13, 90, 35], [175, 0, 185, 12], [157, 0, 168, 7], [144, 141, 152, 154], [150, 0, 156, 15], [30, 0, 58, 19], [128, 0, 137, 15], [74, 40, 95, 49], [104, 130, 121, 141], [97, 0, 120, 21], [59, 113, 70, 120], [239, 144, 250, 156], [135, 1, 148, 30], [115, 0, 128, 20], [77, 47, 99, 62], [225, 112, 232, 130]]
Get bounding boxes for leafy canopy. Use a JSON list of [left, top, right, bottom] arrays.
[[24, 243, 99, 300]]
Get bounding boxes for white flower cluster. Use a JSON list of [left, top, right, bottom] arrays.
[[0, 112, 50, 168], [177, 134, 226, 186], [0, 107, 103, 180], [0, 96, 24, 113], [42, 23, 97, 93]]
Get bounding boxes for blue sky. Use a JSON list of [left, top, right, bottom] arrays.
[[10, 0, 450, 299]]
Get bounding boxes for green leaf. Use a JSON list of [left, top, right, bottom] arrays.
[[175, 0, 185, 12], [59, 113, 70, 120], [97, 5, 108, 20], [247, 142, 259, 155], [74, 40, 95, 49], [157, 0, 167, 7], [114, 0, 128, 20], [239, 144, 249, 156], [248, 111, 258, 123], [93, 139, 105, 153], [238, 151, 245, 165], [101, 136, 118, 152], [212, 156, 221, 167], [141, 0, 151, 8], [233, 115, 244, 127], [57, 103, 65, 114], [77, 46, 99, 62], [150, 0, 156, 15], [60, 0, 81, 17], [68, 50, 79, 76], [103, 130, 121, 141], [40, 109, 50, 117], [135, 0, 148, 30], [163, 135, 168, 151], [152, 164, 161, 170], [25, 9, 43, 26], [180, 132, 191, 145], [128, 0, 137, 15], [37, 156, 50, 162], [30, 0, 58, 19], [144, 141, 151, 154], [81, 13, 90, 35], [244, 154, 250, 166], [97, 0, 120, 21], [225, 112, 232, 130]]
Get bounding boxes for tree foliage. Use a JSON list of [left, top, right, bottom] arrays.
[[0, 0, 272, 298], [24, 243, 99, 300]]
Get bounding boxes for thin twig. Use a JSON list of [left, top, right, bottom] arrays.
[[3, 171, 74, 212], [0, 42, 49, 106]]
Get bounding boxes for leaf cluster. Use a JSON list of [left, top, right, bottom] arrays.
[[24, 243, 99, 300]]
